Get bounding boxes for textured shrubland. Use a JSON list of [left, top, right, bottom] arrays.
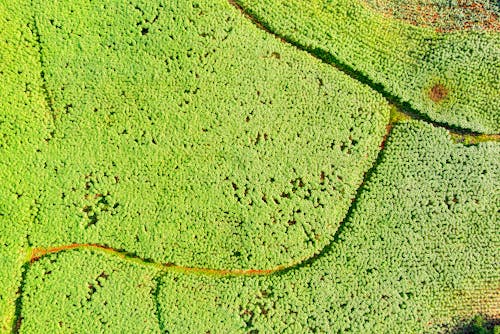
[[19, 249, 160, 333], [0, 1, 52, 330], [235, 0, 500, 133], [24, 0, 388, 269], [154, 121, 499, 333], [2, 0, 498, 332], [19, 122, 499, 333]]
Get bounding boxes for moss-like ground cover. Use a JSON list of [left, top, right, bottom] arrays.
[[1, 0, 498, 333]]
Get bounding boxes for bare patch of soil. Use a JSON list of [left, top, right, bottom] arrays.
[[429, 83, 448, 102], [361, 0, 500, 32]]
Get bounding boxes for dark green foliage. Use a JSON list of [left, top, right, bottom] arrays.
[[19, 249, 160, 333], [24, 0, 388, 269], [235, 0, 500, 133], [468, 315, 497, 334], [452, 315, 500, 334]]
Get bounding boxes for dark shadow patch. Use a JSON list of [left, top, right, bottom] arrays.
[[445, 315, 499, 333], [11, 262, 30, 334], [152, 273, 167, 333]]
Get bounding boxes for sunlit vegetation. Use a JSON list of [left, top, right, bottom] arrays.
[[27, 0, 388, 269], [18, 122, 499, 333], [20, 250, 159, 333], [235, 0, 500, 133], [0, 1, 52, 330], [1, 0, 498, 333]]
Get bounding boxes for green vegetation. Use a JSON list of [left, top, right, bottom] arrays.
[[467, 315, 499, 334], [26, 0, 388, 270], [446, 315, 500, 334], [1, 0, 498, 332], [1, 0, 389, 327], [154, 121, 499, 333], [235, 0, 500, 133], [0, 1, 52, 331], [17, 122, 499, 333], [19, 249, 159, 333]]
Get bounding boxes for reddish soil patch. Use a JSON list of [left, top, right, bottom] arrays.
[[29, 243, 286, 276], [380, 124, 393, 150], [361, 0, 500, 32], [429, 84, 448, 103], [30, 244, 112, 262]]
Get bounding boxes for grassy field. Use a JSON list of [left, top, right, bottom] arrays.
[[1, 0, 498, 333]]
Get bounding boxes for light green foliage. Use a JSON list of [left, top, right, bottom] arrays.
[[24, 0, 388, 269], [153, 121, 499, 333], [235, 0, 500, 133], [1, 0, 498, 332], [19, 249, 160, 333], [0, 1, 52, 330], [155, 273, 255, 333]]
